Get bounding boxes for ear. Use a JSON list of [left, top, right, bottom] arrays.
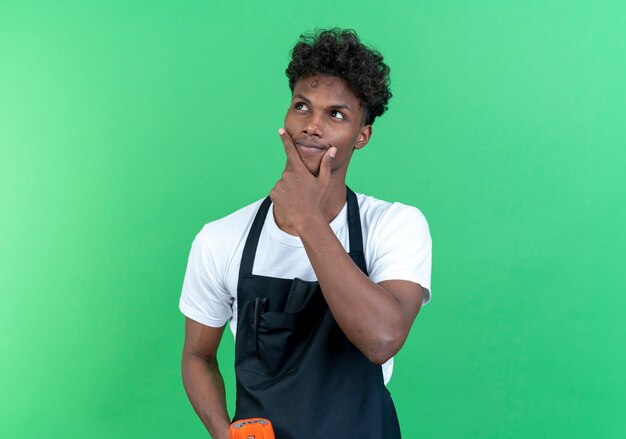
[[354, 124, 372, 151]]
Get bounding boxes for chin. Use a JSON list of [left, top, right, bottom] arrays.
[[306, 165, 321, 176], [301, 159, 322, 176]]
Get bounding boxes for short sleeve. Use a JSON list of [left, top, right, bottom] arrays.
[[179, 227, 234, 327], [368, 203, 432, 305]]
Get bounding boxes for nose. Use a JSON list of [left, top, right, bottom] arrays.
[[303, 113, 323, 138]]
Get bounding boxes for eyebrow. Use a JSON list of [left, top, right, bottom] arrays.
[[294, 94, 352, 112]]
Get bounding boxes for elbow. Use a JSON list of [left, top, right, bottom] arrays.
[[363, 330, 406, 365], [367, 352, 393, 366]]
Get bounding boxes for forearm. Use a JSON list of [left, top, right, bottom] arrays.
[[299, 219, 407, 364], [181, 353, 230, 439]]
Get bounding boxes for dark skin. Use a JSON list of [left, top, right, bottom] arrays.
[[182, 74, 423, 439]]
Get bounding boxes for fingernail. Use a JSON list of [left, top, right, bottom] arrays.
[[329, 147, 336, 158], [278, 128, 286, 135]]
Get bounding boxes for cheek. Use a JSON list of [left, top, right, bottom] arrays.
[[283, 112, 298, 134], [333, 133, 358, 153]]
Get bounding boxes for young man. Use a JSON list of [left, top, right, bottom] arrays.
[[180, 29, 432, 439]]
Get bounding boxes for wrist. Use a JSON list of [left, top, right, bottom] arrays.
[[296, 214, 330, 238], [209, 422, 231, 439]]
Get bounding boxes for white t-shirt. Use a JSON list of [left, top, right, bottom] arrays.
[[179, 192, 432, 385]]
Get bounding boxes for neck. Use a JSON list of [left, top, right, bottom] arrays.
[[321, 182, 348, 221]]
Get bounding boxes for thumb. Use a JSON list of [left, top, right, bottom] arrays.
[[319, 147, 336, 181]]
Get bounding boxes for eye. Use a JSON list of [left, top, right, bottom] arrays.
[[330, 110, 345, 120], [294, 102, 309, 111]]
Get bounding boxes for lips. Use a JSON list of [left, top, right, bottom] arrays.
[[295, 141, 327, 151]]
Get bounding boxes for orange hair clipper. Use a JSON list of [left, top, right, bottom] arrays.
[[229, 418, 275, 439]]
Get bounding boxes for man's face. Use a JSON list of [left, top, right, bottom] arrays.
[[284, 75, 371, 177]]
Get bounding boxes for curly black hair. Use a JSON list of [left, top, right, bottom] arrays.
[[286, 28, 392, 126]]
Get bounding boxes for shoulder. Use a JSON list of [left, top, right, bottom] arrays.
[[193, 198, 266, 257], [356, 192, 430, 237], [199, 198, 266, 241], [357, 192, 433, 303]]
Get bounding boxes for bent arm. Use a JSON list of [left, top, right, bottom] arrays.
[[299, 220, 423, 365], [181, 317, 231, 439]]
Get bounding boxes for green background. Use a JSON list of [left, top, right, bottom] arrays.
[[1, 1, 625, 438]]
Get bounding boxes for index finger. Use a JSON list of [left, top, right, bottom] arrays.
[[278, 128, 306, 170]]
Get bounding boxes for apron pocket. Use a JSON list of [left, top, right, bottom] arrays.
[[255, 311, 314, 377]]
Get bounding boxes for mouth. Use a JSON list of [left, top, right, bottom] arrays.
[[295, 142, 327, 154]]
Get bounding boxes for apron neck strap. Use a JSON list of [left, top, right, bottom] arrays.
[[346, 187, 368, 275], [239, 196, 272, 278]]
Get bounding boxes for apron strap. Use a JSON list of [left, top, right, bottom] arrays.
[[346, 186, 368, 276], [239, 196, 272, 277]]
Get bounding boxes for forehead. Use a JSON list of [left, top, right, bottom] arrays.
[[292, 75, 361, 108]]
